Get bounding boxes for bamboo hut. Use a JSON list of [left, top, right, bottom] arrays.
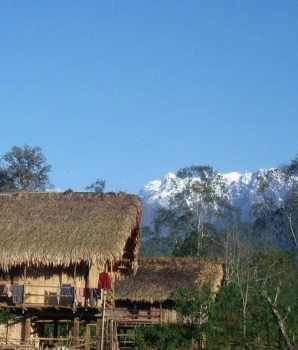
[[114, 257, 224, 324], [0, 191, 142, 348]]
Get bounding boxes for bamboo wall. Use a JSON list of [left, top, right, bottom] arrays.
[[0, 320, 23, 344], [0, 262, 108, 308]]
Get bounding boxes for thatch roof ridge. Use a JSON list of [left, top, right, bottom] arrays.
[[115, 256, 224, 303], [137, 256, 224, 265], [0, 190, 132, 199], [0, 191, 142, 271]]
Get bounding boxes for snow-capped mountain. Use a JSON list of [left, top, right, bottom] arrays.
[[139, 169, 290, 227]]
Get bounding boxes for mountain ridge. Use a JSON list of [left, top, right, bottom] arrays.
[[139, 169, 289, 227]]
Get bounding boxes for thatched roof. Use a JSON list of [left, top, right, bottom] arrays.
[[0, 191, 142, 271], [115, 257, 224, 303]]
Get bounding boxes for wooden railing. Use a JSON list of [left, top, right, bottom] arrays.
[[103, 308, 161, 325], [0, 284, 106, 310]]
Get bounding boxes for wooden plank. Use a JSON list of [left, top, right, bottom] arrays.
[[104, 310, 131, 319]]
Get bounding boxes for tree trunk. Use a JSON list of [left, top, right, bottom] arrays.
[[267, 289, 294, 350]]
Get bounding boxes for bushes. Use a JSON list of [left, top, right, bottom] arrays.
[[0, 308, 16, 324], [133, 274, 298, 349], [134, 324, 198, 350]]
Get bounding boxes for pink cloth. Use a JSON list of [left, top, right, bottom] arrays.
[[75, 287, 84, 302]]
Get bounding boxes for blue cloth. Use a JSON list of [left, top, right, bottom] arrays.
[[60, 284, 73, 305], [60, 284, 72, 296], [12, 285, 24, 303]]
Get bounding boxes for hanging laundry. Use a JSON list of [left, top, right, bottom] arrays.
[[5, 284, 12, 297], [60, 284, 73, 305], [12, 285, 24, 303], [95, 288, 101, 299], [98, 272, 111, 289], [84, 287, 90, 306], [75, 287, 84, 303], [57, 283, 61, 304]]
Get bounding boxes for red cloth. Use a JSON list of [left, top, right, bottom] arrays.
[[98, 272, 111, 289]]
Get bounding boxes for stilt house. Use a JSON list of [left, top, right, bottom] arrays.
[[114, 257, 224, 324], [0, 191, 141, 349]]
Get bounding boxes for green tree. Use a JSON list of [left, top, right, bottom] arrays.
[[251, 251, 298, 349], [206, 283, 243, 348], [174, 283, 215, 348], [0, 167, 17, 192], [134, 324, 194, 350], [1, 144, 53, 191], [153, 165, 232, 256], [0, 308, 16, 324], [252, 155, 298, 252], [85, 179, 105, 193], [174, 283, 214, 325], [139, 226, 174, 257], [134, 284, 214, 350], [209, 251, 298, 349]]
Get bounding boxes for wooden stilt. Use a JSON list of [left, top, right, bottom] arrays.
[[105, 320, 108, 350], [113, 321, 118, 350], [24, 316, 31, 344], [96, 317, 101, 350], [101, 290, 106, 350], [6, 320, 9, 344], [36, 323, 44, 349], [73, 317, 80, 346], [84, 324, 91, 350], [109, 320, 113, 350], [23, 265, 27, 310]]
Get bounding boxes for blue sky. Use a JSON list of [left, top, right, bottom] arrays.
[[1, 1, 297, 194]]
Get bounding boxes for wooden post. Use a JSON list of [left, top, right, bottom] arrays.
[[24, 316, 31, 344], [5, 320, 9, 344], [105, 320, 108, 350], [73, 317, 80, 347], [101, 290, 106, 350], [109, 320, 113, 350], [36, 323, 44, 349], [96, 317, 101, 350], [160, 302, 162, 323], [23, 265, 26, 309], [84, 324, 91, 350], [112, 321, 117, 350]]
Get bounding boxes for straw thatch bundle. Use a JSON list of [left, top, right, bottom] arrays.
[[115, 257, 224, 303], [0, 191, 141, 271]]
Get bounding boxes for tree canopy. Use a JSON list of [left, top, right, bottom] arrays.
[[152, 165, 232, 256], [85, 179, 106, 193], [0, 144, 53, 192], [252, 154, 298, 252]]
